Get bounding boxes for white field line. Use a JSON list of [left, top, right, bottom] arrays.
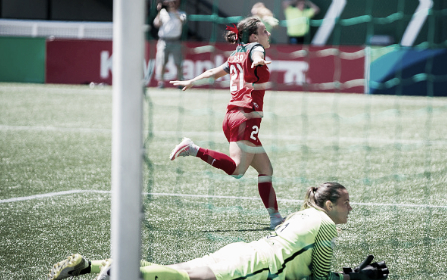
[[0, 190, 110, 203], [0, 125, 444, 145], [0, 125, 110, 133], [1, 190, 446, 209]]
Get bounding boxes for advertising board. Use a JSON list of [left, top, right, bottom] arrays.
[[46, 39, 365, 93]]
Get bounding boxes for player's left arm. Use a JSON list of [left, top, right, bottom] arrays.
[[306, 0, 320, 15], [247, 50, 272, 90], [245, 81, 272, 91], [174, 11, 187, 24], [251, 50, 271, 68]]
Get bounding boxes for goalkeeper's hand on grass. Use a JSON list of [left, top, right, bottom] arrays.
[[343, 255, 389, 280]]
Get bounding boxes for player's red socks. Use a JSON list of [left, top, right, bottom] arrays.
[[196, 148, 237, 175], [194, 151, 279, 213], [258, 174, 278, 211]]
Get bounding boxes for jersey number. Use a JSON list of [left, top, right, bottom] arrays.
[[230, 64, 244, 92], [250, 125, 259, 141]]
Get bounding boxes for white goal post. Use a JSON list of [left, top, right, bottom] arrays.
[[111, 0, 146, 279]]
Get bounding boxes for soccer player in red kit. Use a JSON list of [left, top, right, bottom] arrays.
[[169, 17, 282, 229]]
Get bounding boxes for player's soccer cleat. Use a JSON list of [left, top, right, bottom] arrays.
[[169, 138, 196, 160], [47, 254, 90, 280], [270, 213, 284, 230], [94, 259, 112, 280]]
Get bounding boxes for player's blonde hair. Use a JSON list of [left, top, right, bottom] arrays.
[[252, 2, 273, 18], [301, 182, 346, 212]]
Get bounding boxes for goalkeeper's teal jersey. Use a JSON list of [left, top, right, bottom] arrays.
[[256, 207, 341, 280]]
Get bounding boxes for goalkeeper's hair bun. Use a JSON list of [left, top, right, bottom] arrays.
[[302, 182, 346, 212]]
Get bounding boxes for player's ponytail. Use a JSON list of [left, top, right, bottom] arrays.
[[225, 17, 261, 44], [301, 182, 346, 212]]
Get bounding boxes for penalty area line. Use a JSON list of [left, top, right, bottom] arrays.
[[0, 190, 446, 209], [0, 189, 110, 204]]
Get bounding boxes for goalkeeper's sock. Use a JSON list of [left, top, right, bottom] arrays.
[[196, 148, 237, 175], [258, 174, 279, 211], [90, 260, 104, 273], [140, 260, 155, 267], [140, 264, 190, 280], [90, 259, 155, 274]]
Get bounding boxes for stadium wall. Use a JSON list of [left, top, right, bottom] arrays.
[[172, 0, 447, 45], [0, 37, 46, 83], [0, 36, 366, 93], [2, 0, 446, 45], [1, 0, 112, 21], [369, 47, 447, 96], [1, 36, 446, 96], [44, 39, 365, 93]]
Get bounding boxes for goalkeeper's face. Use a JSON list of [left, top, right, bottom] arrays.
[[326, 189, 352, 224]]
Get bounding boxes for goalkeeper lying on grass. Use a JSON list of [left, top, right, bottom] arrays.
[[47, 182, 389, 280]]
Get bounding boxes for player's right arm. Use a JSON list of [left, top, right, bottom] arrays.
[[153, 2, 164, 28], [170, 65, 227, 91]]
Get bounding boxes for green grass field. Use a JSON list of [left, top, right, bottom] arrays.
[[1, 82, 447, 280]]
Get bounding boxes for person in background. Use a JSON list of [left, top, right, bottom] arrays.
[[46, 182, 390, 280], [251, 2, 279, 33], [153, 0, 187, 88], [283, 0, 320, 44]]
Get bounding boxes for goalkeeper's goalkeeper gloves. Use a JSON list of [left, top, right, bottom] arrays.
[[343, 255, 389, 280]]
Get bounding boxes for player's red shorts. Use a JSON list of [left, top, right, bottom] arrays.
[[222, 108, 262, 146]]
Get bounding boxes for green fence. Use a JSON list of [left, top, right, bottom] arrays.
[[0, 37, 46, 83]]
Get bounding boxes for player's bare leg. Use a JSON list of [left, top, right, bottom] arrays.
[[228, 140, 256, 177]]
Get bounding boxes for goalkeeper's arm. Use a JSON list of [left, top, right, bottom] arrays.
[[306, 255, 389, 280], [343, 255, 389, 280], [305, 272, 350, 280]]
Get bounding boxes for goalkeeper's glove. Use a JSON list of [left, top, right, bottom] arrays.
[[343, 255, 389, 280]]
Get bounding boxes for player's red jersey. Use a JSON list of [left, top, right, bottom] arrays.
[[223, 42, 270, 113]]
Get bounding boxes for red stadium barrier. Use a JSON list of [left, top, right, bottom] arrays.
[[46, 39, 365, 93]]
